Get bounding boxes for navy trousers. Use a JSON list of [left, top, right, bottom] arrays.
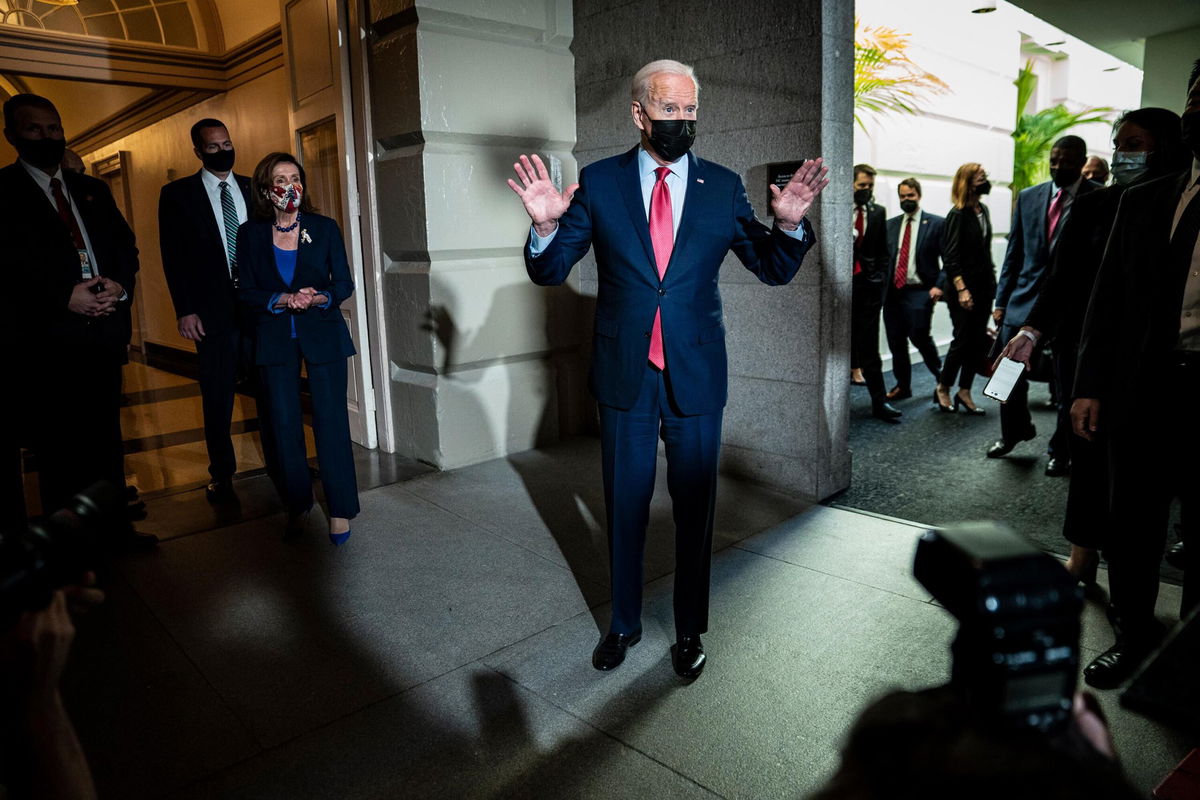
[[599, 364, 722, 638], [260, 342, 359, 519], [883, 285, 942, 390], [195, 325, 273, 481]]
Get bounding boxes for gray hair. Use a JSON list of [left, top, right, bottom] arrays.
[[630, 60, 700, 107]]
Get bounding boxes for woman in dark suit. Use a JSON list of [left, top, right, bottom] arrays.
[[237, 152, 359, 545], [934, 163, 995, 414]]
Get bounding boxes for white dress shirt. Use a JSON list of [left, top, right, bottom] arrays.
[[201, 167, 248, 274], [1173, 159, 1200, 351]]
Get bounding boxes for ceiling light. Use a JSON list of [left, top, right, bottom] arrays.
[[971, 1, 997, 12], [1103, 66, 1120, 72], [38, 0, 79, 5], [1044, 40, 1066, 46]]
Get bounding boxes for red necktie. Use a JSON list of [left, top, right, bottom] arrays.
[[1047, 188, 1065, 241], [853, 207, 864, 276], [647, 166, 673, 370], [894, 216, 912, 288], [49, 177, 86, 250]]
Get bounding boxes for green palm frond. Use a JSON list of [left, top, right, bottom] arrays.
[[854, 17, 950, 132]]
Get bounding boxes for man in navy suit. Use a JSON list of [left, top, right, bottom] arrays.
[[990, 135, 1099, 473], [508, 59, 827, 679], [883, 178, 944, 399], [159, 119, 263, 501]]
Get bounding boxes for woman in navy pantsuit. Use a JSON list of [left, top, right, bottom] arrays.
[[237, 152, 359, 545]]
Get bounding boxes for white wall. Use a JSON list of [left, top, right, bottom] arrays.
[[1142, 25, 1200, 112]]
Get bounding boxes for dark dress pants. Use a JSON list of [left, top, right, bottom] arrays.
[[31, 348, 125, 514], [599, 364, 722, 638], [195, 326, 245, 481], [851, 279, 886, 400], [1104, 356, 1198, 632], [260, 341, 359, 519], [938, 294, 991, 391], [883, 285, 941, 390]]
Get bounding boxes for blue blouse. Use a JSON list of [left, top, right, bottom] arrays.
[[272, 245, 299, 338]]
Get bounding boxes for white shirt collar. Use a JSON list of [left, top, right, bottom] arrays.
[[201, 167, 234, 190], [20, 158, 63, 190], [638, 146, 687, 181], [1189, 158, 1200, 190]]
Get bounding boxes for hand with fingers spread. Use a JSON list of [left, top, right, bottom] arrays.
[[770, 157, 830, 230], [507, 154, 579, 238]]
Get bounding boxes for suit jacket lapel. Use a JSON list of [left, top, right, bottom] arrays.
[[193, 170, 223, 245], [666, 152, 705, 277], [617, 147, 659, 282]]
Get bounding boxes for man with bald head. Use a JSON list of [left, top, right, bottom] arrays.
[[509, 60, 828, 679]]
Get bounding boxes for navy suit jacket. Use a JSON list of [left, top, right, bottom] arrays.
[[236, 213, 356, 366], [884, 211, 944, 292], [997, 179, 1100, 326], [525, 146, 815, 415], [159, 170, 253, 334]]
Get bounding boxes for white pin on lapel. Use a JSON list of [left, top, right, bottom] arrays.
[[696, 179, 704, 183]]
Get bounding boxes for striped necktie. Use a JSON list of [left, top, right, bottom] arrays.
[[219, 180, 240, 286]]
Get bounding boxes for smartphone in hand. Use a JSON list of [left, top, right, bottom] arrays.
[[983, 357, 1025, 403]]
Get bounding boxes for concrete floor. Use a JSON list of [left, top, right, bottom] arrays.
[[63, 438, 1191, 799]]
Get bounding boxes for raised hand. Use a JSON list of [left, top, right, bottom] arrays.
[[770, 157, 830, 230], [507, 154, 579, 237]]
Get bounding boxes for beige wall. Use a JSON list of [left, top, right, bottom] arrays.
[[86, 68, 291, 352], [211, 0, 280, 50]]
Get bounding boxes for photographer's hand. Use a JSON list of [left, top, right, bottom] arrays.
[[1073, 691, 1116, 761], [62, 572, 105, 617]]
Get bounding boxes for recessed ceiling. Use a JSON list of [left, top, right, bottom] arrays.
[[1007, 0, 1200, 68]]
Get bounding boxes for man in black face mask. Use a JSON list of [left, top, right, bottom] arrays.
[[990, 135, 1099, 474], [1071, 60, 1200, 689], [0, 94, 153, 547], [852, 165, 902, 421], [159, 119, 264, 502], [508, 59, 828, 680]]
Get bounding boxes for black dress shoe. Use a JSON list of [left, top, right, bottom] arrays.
[[886, 386, 912, 401], [592, 629, 641, 671], [205, 479, 235, 502], [986, 426, 1037, 458], [1083, 637, 1158, 690], [1165, 540, 1186, 570], [671, 634, 706, 679], [1044, 457, 1070, 477], [871, 401, 902, 422], [107, 528, 159, 553], [283, 509, 311, 541]]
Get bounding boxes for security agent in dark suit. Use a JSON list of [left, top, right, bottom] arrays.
[[990, 136, 1100, 471], [0, 94, 155, 547], [852, 164, 902, 421], [882, 177, 945, 399], [159, 119, 265, 501], [509, 60, 827, 679], [1071, 65, 1200, 689]]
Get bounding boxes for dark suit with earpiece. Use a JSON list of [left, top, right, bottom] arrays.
[[237, 213, 359, 519], [883, 210, 944, 391]]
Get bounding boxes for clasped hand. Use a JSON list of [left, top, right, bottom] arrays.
[[68, 277, 123, 317], [280, 287, 323, 311]]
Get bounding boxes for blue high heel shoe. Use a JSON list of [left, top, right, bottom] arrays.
[[328, 523, 352, 547]]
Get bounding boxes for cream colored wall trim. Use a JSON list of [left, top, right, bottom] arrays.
[[0, 24, 282, 91]]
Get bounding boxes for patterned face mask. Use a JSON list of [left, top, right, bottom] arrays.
[[268, 183, 303, 212]]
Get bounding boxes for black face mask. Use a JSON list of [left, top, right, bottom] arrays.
[[201, 147, 236, 173], [14, 136, 66, 171], [977, 180, 992, 196], [900, 199, 919, 214], [1049, 166, 1081, 188], [644, 119, 695, 163], [853, 188, 873, 206], [1182, 111, 1200, 161]]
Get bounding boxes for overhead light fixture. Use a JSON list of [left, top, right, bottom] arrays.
[[38, 0, 80, 4], [972, 1, 997, 12], [1103, 66, 1120, 72], [1044, 40, 1066, 46]]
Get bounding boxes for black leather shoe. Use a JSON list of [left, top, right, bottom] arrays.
[[1165, 540, 1186, 570], [283, 509, 311, 541], [1083, 638, 1158, 690], [886, 386, 912, 401], [205, 479, 235, 502], [1044, 457, 1070, 477], [592, 629, 641, 671], [986, 427, 1036, 458], [872, 401, 902, 422], [671, 634, 706, 679], [107, 528, 159, 553]]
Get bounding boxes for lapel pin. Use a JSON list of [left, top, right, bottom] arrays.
[[696, 179, 704, 183]]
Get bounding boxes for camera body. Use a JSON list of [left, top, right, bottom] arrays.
[[915, 522, 1083, 733], [0, 481, 124, 627]]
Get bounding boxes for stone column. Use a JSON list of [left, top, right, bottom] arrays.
[[365, 0, 584, 468], [571, 0, 854, 500]]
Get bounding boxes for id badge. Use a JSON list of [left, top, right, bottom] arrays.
[[78, 248, 95, 280]]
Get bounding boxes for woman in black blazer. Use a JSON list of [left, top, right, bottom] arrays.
[[934, 163, 996, 414], [237, 152, 359, 545]]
